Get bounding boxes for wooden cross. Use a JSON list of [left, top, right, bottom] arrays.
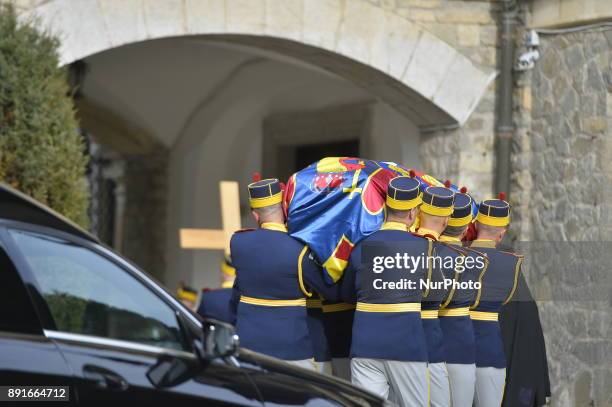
[[180, 181, 242, 255]]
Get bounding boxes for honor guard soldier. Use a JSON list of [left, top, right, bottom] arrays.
[[177, 282, 198, 310], [306, 287, 356, 378], [196, 257, 236, 324], [230, 178, 340, 369], [305, 270, 355, 380], [306, 294, 356, 378], [322, 297, 355, 380], [414, 186, 455, 407], [438, 189, 487, 407], [469, 194, 523, 407], [306, 294, 333, 374], [347, 176, 430, 407]]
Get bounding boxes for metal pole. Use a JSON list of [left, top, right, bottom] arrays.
[[495, 0, 517, 197]]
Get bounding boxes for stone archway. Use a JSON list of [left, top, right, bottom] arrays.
[[17, 0, 498, 288], [20, 0, 494, 127]]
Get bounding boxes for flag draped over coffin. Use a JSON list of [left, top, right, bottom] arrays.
[[284, 157, 465, 283]]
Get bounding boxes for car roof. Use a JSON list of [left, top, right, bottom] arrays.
[[0, 183, 99, 243]]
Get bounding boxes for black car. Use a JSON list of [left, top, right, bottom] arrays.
[[0, 184, 384, 406]]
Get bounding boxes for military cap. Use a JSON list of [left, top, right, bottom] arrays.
[[448, 187, 474, 227], [420, 186, 455, 217], [248, 178, 282, 208], [475, 192, 510, 227], [177, 283, 198, 303], [221, 256, 236, 277], [220, 256, 236, 288], [386, 176, 421, 210]]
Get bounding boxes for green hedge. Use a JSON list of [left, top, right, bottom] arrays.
[[0, 3, 89, 227]]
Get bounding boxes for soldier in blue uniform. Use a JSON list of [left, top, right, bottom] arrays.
[[438, 190, 487, 407], [322, 298, 355, 380], [176, 282, 198, 310], [413, 186, 455, 407], [230, 178, 340, 370], [306, 294, 333, 374], [196, 257, 236, 324], [347, 176, 431, 406], [469, 195, 523, 406]]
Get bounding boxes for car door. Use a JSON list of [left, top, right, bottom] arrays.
[[4, 226, 262, 406], [0, 235, 75, 405]]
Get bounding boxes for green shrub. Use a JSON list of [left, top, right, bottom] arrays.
[[0, 3, 89, 227]]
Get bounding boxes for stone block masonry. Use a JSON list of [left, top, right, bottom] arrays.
[[514, 25, 612, 407]]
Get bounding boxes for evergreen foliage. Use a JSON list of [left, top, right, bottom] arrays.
[[0, 3, 89, 227]]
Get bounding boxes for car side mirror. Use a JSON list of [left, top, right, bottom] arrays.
[[147, 321, 239, 388], [203, 321, 240, 359], [147, 354, 198, 388]]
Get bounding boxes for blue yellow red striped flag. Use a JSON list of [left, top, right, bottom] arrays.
[[284, 157, 468, 283]]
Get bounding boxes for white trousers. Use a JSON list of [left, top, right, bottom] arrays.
[[474, 367, 506, 407], [313, 360, 333, 375], [351, 358, 428, 407], [446, 363, 475, 407], [285, 358, 317, 371], [429, 362, 451, 407]]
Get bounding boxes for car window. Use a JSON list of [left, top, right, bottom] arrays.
[[0, 245, 41, 335], [9, 230, 188, 351]]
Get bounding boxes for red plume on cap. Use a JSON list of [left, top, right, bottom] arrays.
[[252, 172, 261, 182], [444, 180, 451, 188], [409, 170, 416, 178], [498, 192, 507, 201], [460, 186, 468, 193], [463, 222, 477, 242]]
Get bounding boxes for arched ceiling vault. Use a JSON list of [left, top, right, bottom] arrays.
[[21, 0, 496, 128]]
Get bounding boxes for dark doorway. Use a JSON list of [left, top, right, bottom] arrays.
[[294, 139, 360, 173]]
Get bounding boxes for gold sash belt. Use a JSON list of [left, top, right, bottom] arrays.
[[439, 307, 470, 317], [322, 303, 356, 313], [356, 302, 421, 313], [469, 310, 498, 321], [240, 296, 306, 307], [306, 299, 323, 308], [420, 310, 439, 319]]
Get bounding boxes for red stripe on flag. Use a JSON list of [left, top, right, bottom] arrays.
[[334, 238, 353, 261]]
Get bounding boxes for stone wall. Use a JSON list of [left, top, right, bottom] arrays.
[[529, 0, 612, 29], [367, 0, 500, 199], [514, 25, 612, 407], [17, 0, 494, 130], [377, 2, 612, 405]]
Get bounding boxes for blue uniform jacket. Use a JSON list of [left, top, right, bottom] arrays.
[[469, 240, 523, 368], [313, 272, 355, 360], [416, 231, 452, 364], [346, 223, 431, 362], [306, 295, 331, 362], [438, 239, 487, 364], [306, 296, 356, 361], [197, 288, 234, 324], [321, 300, 355, 359], [230, 223, 340, 361]]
